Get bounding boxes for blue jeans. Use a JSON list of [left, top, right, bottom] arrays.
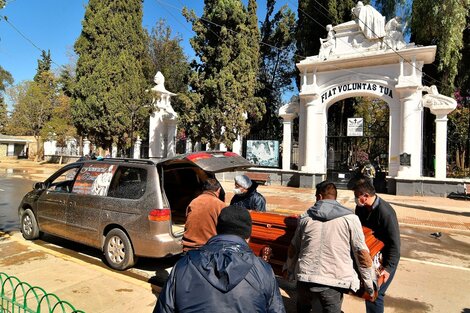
[[366, 268, 397, 313], [297, 281, 345, 313]]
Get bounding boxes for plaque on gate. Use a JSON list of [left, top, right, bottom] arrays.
[[400, 153, 411, 166]]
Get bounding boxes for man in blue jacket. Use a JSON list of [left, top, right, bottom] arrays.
[[153, 205, 285, 313]]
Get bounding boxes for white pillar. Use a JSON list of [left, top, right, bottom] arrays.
[[83, 138, 91, 156], [298, 100, 306, 167], [185, 139, 193, 153], [388, 105, 401, 176], [434, 114, 448, 179], [301, 97, 326, 173], [133, 136, 142, 159], [112, 144, 118, 158], [166, 120, 177, 157], [396, 88, 422, 178], [232, 135, 243, 156], [281, 115, 294, 170]]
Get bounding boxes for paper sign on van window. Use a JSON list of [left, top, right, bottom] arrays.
[[72, 163, 117, 196]]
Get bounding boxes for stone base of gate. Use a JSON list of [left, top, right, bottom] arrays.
[[389, 177, 469, 197]]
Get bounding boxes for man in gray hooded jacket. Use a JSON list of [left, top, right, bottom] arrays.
[[284, 181, 375, 313]]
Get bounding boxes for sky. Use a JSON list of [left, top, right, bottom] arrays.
[[0, 0, 207, 84]]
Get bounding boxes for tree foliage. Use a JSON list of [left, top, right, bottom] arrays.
[[6, 52, 58, 159], [6, 79, 54, 139], [296, 0, 357, 62], [0, 66, 13, 132], [182, 0, 264, 149], [250, 0, 296, 140], [411, 0, 470, 95], [73, 0, 150, 151]]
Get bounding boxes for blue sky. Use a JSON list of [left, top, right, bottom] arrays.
[[0, 0, 207, 84], [0, 0, 300, 107]]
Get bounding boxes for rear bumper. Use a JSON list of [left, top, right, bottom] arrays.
[[131, 231, 183, 258]]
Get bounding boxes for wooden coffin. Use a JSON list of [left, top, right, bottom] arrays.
[[248, 211, 384, 301], [249, 211, 299, 276]]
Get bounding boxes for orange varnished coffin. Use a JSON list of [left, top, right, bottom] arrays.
[[248, 211, 384, 301]]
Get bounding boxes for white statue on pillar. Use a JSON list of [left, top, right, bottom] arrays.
[[148, 72, 178, 160]]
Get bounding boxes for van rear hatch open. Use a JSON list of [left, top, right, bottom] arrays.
[[157, 151, 254, 237], [159, 151, 253, 173]]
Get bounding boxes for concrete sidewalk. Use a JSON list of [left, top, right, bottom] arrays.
[[0, 231, 158, 313]]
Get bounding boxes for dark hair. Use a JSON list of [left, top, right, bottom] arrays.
[[315, 181, 337, 199], [351, 175, 376, 195], [203, 178, 221, 192]]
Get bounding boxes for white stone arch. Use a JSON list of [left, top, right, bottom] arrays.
[[278, 2, 462, 188], [320, 77, 399, 177]]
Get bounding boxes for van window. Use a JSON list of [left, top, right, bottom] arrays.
[[107, 166, 147, 199], [47, 167, 80, 193], [72, 163, 117, 196]]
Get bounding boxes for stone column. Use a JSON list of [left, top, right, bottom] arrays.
[[83, 138, 91, 156], [301, 96, 325, 173], [421, 87, 457, 179], [112, 144, 118, 158], [185, 139, 192, 153], [232, 135, 243, 156], [166, 119, 177, 157], [388, 104, 401, 177], [434, 114, 448, 179], [395, 87, 422, 178], [281, 115, 294, 170], [133, 136, 142, 159]]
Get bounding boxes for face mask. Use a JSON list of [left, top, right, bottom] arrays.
[[355, 197, 365, 207], [234, 188, 244, 195]]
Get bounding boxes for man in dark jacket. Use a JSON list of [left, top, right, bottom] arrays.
[[230, 174, 266, 212], [153, 205, 285, 313], [351, 175, 400, 313]]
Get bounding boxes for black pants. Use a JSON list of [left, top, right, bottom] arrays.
[[297, 281, 346, 313]]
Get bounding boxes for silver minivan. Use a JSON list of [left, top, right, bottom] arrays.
[[18, 152, 252, 270]]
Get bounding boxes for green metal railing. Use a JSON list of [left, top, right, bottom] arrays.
[[0, 272, 85, 313]]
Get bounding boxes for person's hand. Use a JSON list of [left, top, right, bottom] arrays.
[[379, 268, 391, 283]]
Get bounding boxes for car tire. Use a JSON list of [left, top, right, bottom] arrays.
[[103, 228, 136, 270], [21, 209, 40, 240]]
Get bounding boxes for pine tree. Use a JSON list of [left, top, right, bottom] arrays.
[[73, 0, 150, 152], [183, 0, 264, 149]]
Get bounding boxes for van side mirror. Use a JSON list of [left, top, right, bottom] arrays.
[[33, 182, 46, 190]]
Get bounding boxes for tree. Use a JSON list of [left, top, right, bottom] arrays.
[[0, 66, 13, 132], [6, 52, 58, 159], [41, 93, 77, 146], [296, 0, 356, 63], [7, 79, 54, 158], [73, 0, 150, 152], [34, 50, 52, 82], [411, 0, 469, 96], [250, 0, 296, 140], [412, 0, 470, 175], [183, 0, 264, 149]]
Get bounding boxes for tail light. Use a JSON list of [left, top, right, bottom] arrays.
[[148, 208, 171, 221]]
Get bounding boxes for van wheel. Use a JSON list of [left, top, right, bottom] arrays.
[[104, 229, 135, 270], [21, 209, 40, 240]]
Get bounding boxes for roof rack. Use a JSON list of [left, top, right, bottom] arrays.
[[99, 158, 156, 165]]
